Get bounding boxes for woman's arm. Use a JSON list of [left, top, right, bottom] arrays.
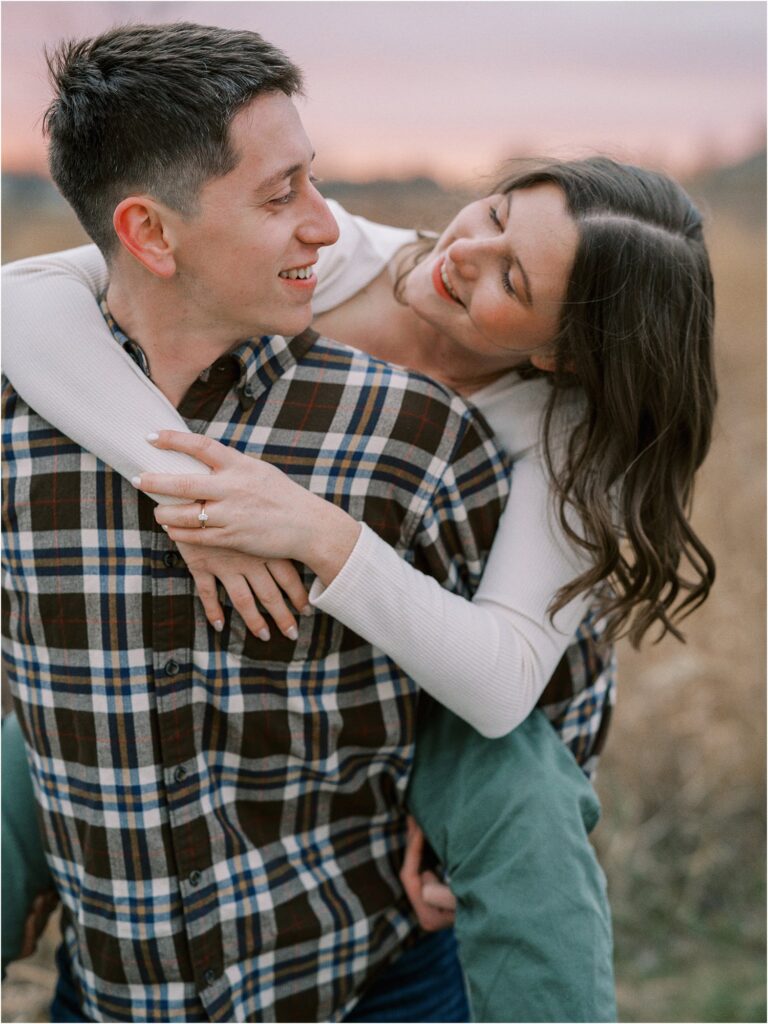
[[137, 430, 592, 739], [1, 247, 309, 637], [1, 198, 411, 480], [2, 246, 207, 491]]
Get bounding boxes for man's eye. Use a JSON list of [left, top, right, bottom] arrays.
[[271, 191, 297, 206], [489, 206, 503, 230]]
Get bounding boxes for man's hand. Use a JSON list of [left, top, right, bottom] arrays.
[[18, 889, 59, 960], [399, 816, 456, 931]]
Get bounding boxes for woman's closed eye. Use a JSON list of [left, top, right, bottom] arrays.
[[489, 205, 517, 299]]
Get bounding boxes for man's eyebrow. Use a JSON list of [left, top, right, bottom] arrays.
[[254, 154, 315, 197], [506, 193, 533, 307]]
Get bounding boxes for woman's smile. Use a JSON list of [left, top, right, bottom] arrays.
[[432, 256, 463, 305]]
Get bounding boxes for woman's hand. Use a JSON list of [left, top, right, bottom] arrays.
[[176, 540, 309, 641], [399, 816, 457, 932], [132, 430, 361, 586]]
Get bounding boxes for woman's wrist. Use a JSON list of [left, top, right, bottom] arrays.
[[301, 496, 362, 586]]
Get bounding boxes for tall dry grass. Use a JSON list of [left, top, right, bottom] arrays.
[[1, 178, 765, 1023], [594, 211, 766, 1022]]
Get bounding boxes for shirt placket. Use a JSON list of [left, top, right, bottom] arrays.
[[146, 363, 244, 1010]]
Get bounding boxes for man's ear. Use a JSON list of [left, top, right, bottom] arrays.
[[113, 196, 177, 278]]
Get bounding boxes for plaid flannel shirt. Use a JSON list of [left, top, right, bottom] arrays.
[[3, 315, 510, 1022], [3, 307, 615, 1022]]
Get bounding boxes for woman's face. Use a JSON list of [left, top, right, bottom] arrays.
[[403, 183, 579, 370]]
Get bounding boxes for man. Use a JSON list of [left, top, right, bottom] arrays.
[[2, 22, 509, 1022]]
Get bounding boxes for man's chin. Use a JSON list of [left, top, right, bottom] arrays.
[[267, 308, 314, 339]]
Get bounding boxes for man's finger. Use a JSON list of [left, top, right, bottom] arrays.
[[421, 871, 457, 913]]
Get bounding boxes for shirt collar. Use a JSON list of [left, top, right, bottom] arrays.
[[98, 295, 318, 410]]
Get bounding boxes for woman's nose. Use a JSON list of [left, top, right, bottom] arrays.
[[447, 237, 485, 279]]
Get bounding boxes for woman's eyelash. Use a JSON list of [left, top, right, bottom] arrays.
[[501, 266, 516, 298], [489, 205, 516, 296]]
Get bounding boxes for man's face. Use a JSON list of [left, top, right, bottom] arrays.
[[169, 91, 339, 340]]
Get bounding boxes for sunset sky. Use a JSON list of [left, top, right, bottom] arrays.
[[2, 1, 765, 185]]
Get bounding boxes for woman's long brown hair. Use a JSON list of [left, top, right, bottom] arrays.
[[401, 157, 717, 646]]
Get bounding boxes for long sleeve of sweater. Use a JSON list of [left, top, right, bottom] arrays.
[[311, 449, 591, 738], [2, 247, 210, 502]]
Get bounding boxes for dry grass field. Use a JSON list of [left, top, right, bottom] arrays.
[[1, 160, 765, 1022]]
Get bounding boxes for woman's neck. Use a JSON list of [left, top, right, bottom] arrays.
[[399, 313, 514, 395], [314, 268, 512, 398]]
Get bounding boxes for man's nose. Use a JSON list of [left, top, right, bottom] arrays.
[[298, 186, 340, 248]]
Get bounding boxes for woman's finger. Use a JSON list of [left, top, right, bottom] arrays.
[[219, 574, 271, 641], [266, 559, 311, 615], [134, 470, 220, 502], [188, 567, 226, 633], [245, 563, 298, 640], [165, 526, 228, 547], [156, 501, 220, 531], [148, 429, 235, 470]]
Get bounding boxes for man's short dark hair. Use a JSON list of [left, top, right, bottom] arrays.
[[44, 22, 303, 256]]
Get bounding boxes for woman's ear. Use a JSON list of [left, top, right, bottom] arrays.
[[113, 196, 177, 278], [530, 351, 557, 373]]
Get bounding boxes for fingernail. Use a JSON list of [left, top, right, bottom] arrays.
[[301, 605, 312, 616], [161, 525, 169, 533], [131, 476, 141, 487], [146, 432, 159, 443], [286, 625, 298, 641], [258, 628, 270, 642], [213, 619, 224, 633]]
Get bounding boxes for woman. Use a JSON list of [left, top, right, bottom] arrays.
[[2, 157, 715, 1021]]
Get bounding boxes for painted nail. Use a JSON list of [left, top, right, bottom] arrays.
[[257, 628, 271, 642], [301, 605, 312, 616], [146, 432, 160, 442], [131, 476, 141, 487], [213, 619, 224, 633], [286, 625, 299, 641]]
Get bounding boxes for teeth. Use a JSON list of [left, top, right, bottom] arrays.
[[279, 266, 314, 280], [440, 261, 461, 303]]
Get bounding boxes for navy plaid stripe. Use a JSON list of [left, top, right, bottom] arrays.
[[3, 313, 509, 1021]]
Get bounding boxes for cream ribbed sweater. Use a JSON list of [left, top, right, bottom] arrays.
[[2, 200, 590, 738]]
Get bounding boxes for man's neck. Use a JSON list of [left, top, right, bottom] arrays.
[[106, 274, 254, 409]]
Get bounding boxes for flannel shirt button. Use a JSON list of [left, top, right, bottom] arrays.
[[203, 968, 217, 987], [242, 383, 254, 397], [189, 869, 202, 887], [173, 765, 187, 783], [163, 551, 179, 568], [164, 659, 180, 676]]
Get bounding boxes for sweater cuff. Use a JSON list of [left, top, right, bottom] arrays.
[[309, 522, 399, 614]]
